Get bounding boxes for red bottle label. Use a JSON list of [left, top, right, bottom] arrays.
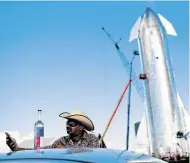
[[36, 136, 40, 147]]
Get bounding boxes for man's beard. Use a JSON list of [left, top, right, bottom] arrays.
[[66, 127, 83, 140], [66, 127, 72, 135]]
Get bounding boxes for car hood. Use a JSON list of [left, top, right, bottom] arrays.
[[0, 148, 166, 163]]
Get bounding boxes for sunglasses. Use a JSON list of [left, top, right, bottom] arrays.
[[66, 121, 79, 127]]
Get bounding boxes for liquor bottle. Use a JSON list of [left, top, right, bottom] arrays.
[[34, 110, 44, 149]]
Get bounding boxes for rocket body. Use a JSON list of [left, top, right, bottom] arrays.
[[129, 8, 183, 156]]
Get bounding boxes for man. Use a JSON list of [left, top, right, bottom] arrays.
[[6, 111, 101, 151]]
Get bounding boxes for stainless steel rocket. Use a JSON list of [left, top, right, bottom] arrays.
[[129, 7, 184, 157]]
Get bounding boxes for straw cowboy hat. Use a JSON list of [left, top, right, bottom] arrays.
[[59, 111, 94, 131]]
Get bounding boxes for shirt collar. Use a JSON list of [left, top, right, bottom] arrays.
[[66, 130, 88, 141], [81, 130, 88, 139]]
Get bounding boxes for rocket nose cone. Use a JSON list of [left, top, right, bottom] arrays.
[[145, 7, 153, 14], [144, 7, 154, 15], [141, 7, 158, 28], [143, 7, 157, 19]]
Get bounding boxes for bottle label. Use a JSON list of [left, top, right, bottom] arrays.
[[36, 127, 44, 137], [36, 136, 40, 147]]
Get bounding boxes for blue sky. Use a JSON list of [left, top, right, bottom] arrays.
[[0, 1, 189, 149]]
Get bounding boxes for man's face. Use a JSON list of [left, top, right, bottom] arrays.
[[66, 119, 83, 136]]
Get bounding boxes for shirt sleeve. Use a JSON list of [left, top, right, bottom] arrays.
[[88, 134, 100, 148], [48, 138, 65, 148]]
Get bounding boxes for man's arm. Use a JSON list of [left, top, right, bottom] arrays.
[[15, 141, 63, 151], [6, 132, 64, 151], [8, 142, 60, 151], [48, 138, 65, 148]]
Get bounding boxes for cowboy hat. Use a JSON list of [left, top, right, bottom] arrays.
[[59, 111, 94, 131]]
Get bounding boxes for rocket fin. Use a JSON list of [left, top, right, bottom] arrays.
[[129, 17, 141, 42], [135, 112, 150, 154], [177, 93, 190, 132], [158, 14, 177, 36]]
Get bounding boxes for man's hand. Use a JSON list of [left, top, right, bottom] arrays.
[[5, 132, 18, 151]]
